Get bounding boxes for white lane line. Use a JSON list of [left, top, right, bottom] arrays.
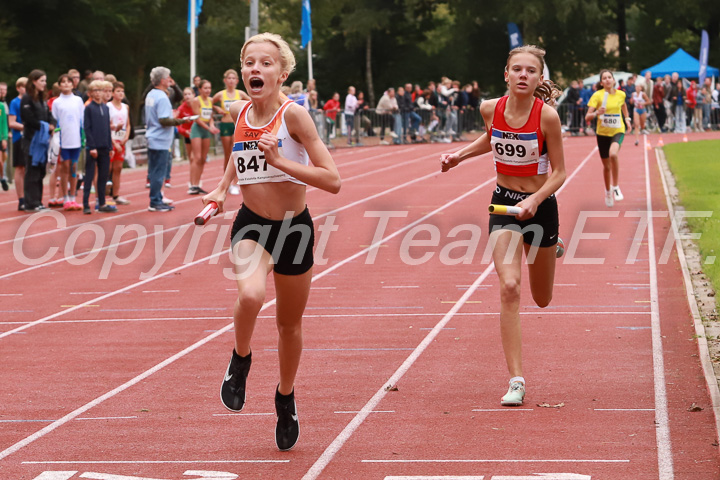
[[142, 290, 180, 293], [610, 283, 650, 286], [0, 161, 492, 462], [300, 146, 599, 480], [310, 286, 336, 290], [363, 459, 628, 463], [382, 285, 419, 288], [0, 311, 652, 326], [22, 460, 288, 464], [0, 293, 23, 296], [334, 410, 395, 414], [644, 135, 674, 479], [655, 146, 720, 448]]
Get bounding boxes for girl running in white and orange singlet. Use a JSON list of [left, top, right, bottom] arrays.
[[440, 45, 566, 407], [631, 84, 650, 146], [202, 32, 340, 451], [213, 69, 250, 196], [188, 79, 220, 195], [585, 70, 632, 207]]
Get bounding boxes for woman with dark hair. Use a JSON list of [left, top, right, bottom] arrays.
[[21, 69, 56, 211]]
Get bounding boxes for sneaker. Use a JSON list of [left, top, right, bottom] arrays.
[[605, 190, 614, 208], [556, 237, 565, 258], [145, 180, 151, 188], [105, 198, 117, 207], [229, 184, 240, 195], [148, 203, 175, 212], [389, 131, 398, 139], [83, 206, 92, 215], [49, 198, 63, 208], [18, 199, 25, 211], [114, 196, 131, 205], [98, 204, 118, 213], [165, 181, 172, 188], [70, 201, 83, 211], [0, 177, 8, 191], [634, 139, 639, 146], [63, 201, 75, 211], [187, 185, 200, 195], [613, 186, 624, 201], [220, 350, 252, 412], [162, 195, 174, 205], [500, 380, 525, 406], [379, 140, 390, 145], [275, 387, 299, 451]]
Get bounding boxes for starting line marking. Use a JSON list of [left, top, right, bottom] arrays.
[[23, 460, 288, 464], [384, 476, 592, 480]]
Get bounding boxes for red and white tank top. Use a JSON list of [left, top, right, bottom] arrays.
[[489, 96, 548, 177], [232, 100, 309, 185]]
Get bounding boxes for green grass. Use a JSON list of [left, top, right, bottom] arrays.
[[664, 140, 720, 294]]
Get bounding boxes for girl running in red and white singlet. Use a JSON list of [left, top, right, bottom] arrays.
[[440, 45, 566, 407], [202, 32, 340, 451]]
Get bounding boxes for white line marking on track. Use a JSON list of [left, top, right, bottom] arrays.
[[310, 286, 336, 290], [212, 413, 274, 416], [142, 290, 180, 293], [655, 145, 720, 444], [641, 135, 675, 479], [22, 460, 288, 464], [75, 416, 138, 420], [0, 158, 492, 462], [0, 293, 23, 296], [384, 476, 486, 480], [382, 285, 419, 288], [300, 146, 599, 480], [334, 410, 395, 414]]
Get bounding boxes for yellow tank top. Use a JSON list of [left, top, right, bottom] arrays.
[[221, 89, 241, 114], [198, 96, 213, 122]]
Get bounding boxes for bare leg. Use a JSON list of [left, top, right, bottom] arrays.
[[609, 142, 621, 187], [199, 137, 211, 186], [232, 240, 274, 357], [221, 135, 233, 171], [525, 243, 557, 308], [190, 137, 202, 186], [111, 161, 122, 198], [58, 160, 69, 200], [15, 166, 25, 199], [600, 157, 612, 191], [491, 229, 525, 378]]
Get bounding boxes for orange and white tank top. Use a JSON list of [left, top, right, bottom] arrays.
[[232, 100, 309, 186], [221, 89, 241, 114], [489, 96, 549, 177], [198, 96, 213, 122]]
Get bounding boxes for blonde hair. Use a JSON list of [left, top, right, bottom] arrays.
[[224, 69, 238, 79], [105, 74, 117, 83], [88, 80, 105, 92], [507, 45, 561, 105], [16, 76, 28, 88], [241, 32, 296, 76], [290, 81, 303, 94]]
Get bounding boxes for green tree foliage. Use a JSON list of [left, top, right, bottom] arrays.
[[1, 0, 717, 115]]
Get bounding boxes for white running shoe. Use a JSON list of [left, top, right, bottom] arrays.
[[605, 190, 614, 208], [613, 186, 624, 201], [229, 184, 240, 195], [501, 380, 525, 406], [162, 195, 174, 205]]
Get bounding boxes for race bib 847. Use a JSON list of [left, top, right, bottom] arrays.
[[232, 139, 292, 184]]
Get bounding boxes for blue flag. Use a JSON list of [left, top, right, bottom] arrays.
[[187, 0, 203, 34], [301, 0, 312, 48], [699, 30, 709, 85], [507, 22, 523, 50]]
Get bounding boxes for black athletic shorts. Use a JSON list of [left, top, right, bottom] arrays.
[[12, 141, 26, 168], [596, 133, 624, 159], [488, 184, 559, 248], [230, 203, 315, 276]]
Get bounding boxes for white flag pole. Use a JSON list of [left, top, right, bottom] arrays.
[[190, 0, 196, 87], [308, 41, 313, 82]]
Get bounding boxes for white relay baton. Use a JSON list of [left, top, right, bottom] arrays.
[[488, 204, 522, 216]]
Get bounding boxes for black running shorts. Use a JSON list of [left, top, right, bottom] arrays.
[[488, 184, 559, 248], [596, 133, 624, 159], [230, 203, 315, 275]]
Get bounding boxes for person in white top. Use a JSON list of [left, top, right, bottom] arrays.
[[51, 74, 85, 210], [344, 86, 358, 145], [202, 32, 340, 452], [108, 82, 131, 204], [631, 84, 650, 145]]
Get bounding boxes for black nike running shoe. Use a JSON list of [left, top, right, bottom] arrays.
[[275, 387, 299, 451], [220, 350, 251, 412]]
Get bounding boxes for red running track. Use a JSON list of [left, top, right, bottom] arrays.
[[0, 133, 719, 480]]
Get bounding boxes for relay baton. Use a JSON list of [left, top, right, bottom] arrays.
[[194, 201, 219, 225], [488, 204, 522, 216]]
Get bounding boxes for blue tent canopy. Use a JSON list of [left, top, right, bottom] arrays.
[[640, 48, 719, 79]]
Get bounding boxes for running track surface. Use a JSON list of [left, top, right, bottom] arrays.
[[1, 132, 719, 480]]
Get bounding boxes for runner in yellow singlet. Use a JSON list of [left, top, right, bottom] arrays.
[[585, 69, 632, 208], [188, 79, 220, 195], [213, 69, 250, 195]]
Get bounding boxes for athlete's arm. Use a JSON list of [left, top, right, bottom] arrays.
[[622, 101, 632, 128], [440, 99, 496, 172], [259, 103, 341, 194], [515, 104, 566, 221], [212, 91, 225, 115]]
